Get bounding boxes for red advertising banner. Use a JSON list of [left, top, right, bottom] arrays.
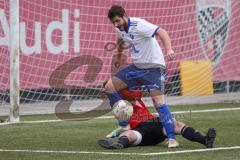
[[0, 0, 239, 90]]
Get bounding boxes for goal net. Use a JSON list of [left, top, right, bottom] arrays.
[[0, 0, 240, 122]]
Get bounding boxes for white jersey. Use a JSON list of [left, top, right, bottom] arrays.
[[115, 17, 166, 68]]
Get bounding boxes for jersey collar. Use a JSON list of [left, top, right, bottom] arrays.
[[124, 18, 131, 33]]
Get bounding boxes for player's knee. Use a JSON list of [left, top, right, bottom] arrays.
[[105, 79, 115, 92], [120, 130, 138, 144], [120, 130, 132, 138], [105, 77, 126, 92]]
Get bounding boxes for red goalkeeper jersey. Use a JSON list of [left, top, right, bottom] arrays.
[[128, 98, 155, 129], [119, 88, 155, 129]]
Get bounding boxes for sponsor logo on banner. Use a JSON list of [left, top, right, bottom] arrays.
[[0, 9, 80, 55], [196, 0, 231, 65]]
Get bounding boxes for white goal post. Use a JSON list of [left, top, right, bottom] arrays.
[[9, 0, 20, 123]]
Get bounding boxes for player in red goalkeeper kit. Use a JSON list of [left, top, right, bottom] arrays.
[[98, 89, 216, 149]]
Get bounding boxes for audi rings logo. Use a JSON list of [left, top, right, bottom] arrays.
[[196, 0, 231, 66]]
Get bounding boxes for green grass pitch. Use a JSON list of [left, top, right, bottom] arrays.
[[0, 103, 240, 160]]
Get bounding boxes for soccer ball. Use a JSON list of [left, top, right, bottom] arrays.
[[112, 100, 133, 120]]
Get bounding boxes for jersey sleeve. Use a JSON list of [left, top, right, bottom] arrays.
[[137, 19, 160, 37]]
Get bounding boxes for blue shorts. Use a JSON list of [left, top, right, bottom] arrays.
[[115, 64, 166, 92]]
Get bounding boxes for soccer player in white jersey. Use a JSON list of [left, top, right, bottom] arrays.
[[105, 5, 178, 147]]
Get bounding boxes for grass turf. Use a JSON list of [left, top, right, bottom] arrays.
[[0, 103, 240, 160]]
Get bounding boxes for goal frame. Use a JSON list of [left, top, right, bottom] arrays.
[[8, 0, 20, 123]]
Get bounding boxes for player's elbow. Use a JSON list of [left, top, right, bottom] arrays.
[[157, 28, 170, 40]]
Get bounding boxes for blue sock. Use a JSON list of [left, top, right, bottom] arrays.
[[118, 119, 128, 127], [107, 92, 122, 108], [107, 92, 129, 127], [156, 104, 175, 140]]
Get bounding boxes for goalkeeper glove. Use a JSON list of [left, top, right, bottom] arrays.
[[106, 124, 130, 138]]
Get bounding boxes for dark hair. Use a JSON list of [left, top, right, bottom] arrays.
[[108, 5, 126, 20]]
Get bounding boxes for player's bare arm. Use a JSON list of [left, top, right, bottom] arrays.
[[155, 28, 175, 60], [117, 38, 124, 53]]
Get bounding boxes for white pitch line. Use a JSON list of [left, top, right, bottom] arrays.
[[1, 107, 240, 125], [97, 107, 240, 119], [0, 146, 240, 156], [173, 107, 240, 114]]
